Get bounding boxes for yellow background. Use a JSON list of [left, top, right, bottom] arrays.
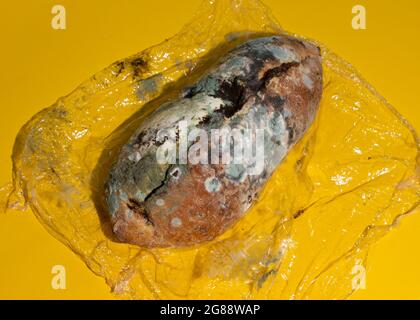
[[0, 0, 419, 299]]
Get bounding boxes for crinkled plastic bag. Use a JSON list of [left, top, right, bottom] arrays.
[[3, 0, 419, 299]]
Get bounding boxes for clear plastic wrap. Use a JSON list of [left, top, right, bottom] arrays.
[[3, 0, 419, 299]]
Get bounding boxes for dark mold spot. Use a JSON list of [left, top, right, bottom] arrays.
[[267, 95, 285, 109], [257, 269, 278, 289], [198, 114, 212, 126], [293, 208, 305, 219], [131, 57, 148, 77], [197, 110, 224, 129], [288, 126, 295, 141], [115, 61, 125, 76], [170, 167, 180, 178], [214, 78, 246, 118], [182, 87, 196, 99], [259, 62, 300, 90], [136, 131, 147, 144], [248, 195, 252, 203], [127, 198, 154, 225]]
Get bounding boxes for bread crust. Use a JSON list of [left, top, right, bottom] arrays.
[[106, 35, 323, 247]]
